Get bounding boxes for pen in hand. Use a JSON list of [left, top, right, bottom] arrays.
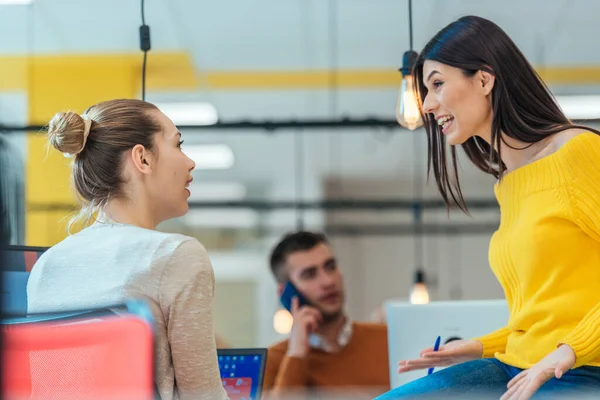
[[428, 336, 442, 375]]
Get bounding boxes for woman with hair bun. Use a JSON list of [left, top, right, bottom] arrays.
[[27, 99, 228, 400]]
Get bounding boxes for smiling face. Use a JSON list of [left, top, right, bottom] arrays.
[[421, 60, 496, 145]]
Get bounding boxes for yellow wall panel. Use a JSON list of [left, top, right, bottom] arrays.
[[26, 57, 137, 246]]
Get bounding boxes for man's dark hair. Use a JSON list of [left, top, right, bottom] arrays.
[[269, 231, 329, 283]]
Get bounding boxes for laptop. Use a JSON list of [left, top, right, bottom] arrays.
[[218, 348, 267, 400], [1, 245, 48, 315], [385, 299, 510, 389]]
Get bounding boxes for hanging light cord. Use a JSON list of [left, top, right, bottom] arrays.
[[139, 0, 151, 101], [400, 0, 417, 76], [410, 0, 422, 264], [328, 0, 343, 202], [408, 0, 414, 51], [413, 131, 424, 269], [295, 129, 305, 230]]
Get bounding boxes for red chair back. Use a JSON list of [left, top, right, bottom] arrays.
[[3, 305, 155, 400]]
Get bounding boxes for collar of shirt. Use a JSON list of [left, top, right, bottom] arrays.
[[308, 318, 353, 353]]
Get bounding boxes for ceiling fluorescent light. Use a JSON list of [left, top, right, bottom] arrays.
[[0, 0, 33, 3], [184, 144, 234, 170], [555, 95, 600, 120], [155, 102, 218, 125]]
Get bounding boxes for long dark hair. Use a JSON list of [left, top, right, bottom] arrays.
[[413, 16, 600, 212]]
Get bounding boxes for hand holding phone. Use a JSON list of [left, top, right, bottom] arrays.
[[280, 280, 308, 312], [280, 282, 323, 358]]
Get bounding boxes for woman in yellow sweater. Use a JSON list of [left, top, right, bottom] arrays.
[[376, 15, 600, 400]]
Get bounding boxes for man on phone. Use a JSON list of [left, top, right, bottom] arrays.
[[263, 231, 389, 399]]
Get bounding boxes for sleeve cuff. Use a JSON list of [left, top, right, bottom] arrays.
[[560, 302, 600, 368], [473, 326, 511, 358]]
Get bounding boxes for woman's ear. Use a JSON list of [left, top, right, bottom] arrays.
[[131, 144, 153, 175], [479, 70, 495, 96]]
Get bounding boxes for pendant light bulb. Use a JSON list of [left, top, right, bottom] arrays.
[[410, 269, 430, 305], [396, 51, 423, 131], [273, 308, 293, 334]]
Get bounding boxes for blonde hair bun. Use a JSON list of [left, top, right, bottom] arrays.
[[47, 111, 91, 156]]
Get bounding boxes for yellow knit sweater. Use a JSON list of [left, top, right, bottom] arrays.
[[475, 132, 600, 369]]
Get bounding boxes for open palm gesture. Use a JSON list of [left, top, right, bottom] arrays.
[[398, 339, 483, 373]]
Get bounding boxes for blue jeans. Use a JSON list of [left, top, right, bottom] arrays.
[[375, 358, 600, 399]]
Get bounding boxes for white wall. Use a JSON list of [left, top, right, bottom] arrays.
[[325, 176, 505, 322], [331, 233, 506, 321]]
